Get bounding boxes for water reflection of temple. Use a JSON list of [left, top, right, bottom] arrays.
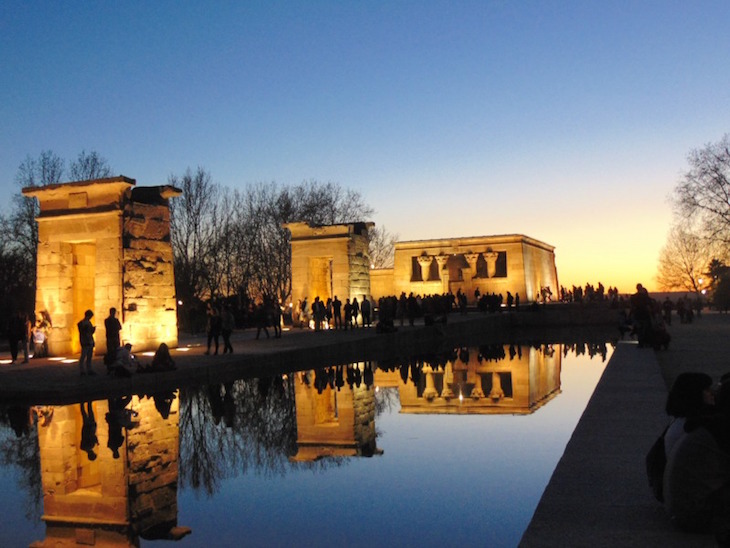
[[291, 364, 382, 462], [33, 392, 190, 546], [374, 344, 562, 414]]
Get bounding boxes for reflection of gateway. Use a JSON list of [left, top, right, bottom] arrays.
[[34, 394, 190, 546], [291, 364, 382, 462], [374, 344, 561, 414]]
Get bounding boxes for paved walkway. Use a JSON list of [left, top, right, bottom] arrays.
[[520, 312, 730, 547]]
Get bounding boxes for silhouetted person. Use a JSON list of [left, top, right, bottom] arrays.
[[78, 310, 96, 375], [664, 376, 730, 542], [343, 299, 352, 331], [205, 305, 222, 354], [255, 302, 270, 339], [332, 296, 342, 329], [221, 305, 235, 353], [151, 342, 176, 371], [271, 300, 282, 338], [8, 311, 25, 364], [361, 297, 371, 327], [351, 297, 360, 328], [104, 307, 122, 369]]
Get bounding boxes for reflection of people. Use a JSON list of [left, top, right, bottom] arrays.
[[78, 310, 96, 376], [104, 308, 122, 368], [153, 391, 176, 419], [106, 396, 136, 458], [80, 401, 98, 461]]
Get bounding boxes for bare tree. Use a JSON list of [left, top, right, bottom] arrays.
[[656, 224, 719, 292], [673, 134, 730, 243], [10, 151, 65, 307], [68, 150, 113, 180], [169, 167, 219, 308], [369, 225, 398, 269]]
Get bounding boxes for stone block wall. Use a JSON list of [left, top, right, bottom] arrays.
[[122, 196, 178, 351]]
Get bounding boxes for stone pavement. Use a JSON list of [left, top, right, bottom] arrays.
[[520, 312, 730, 547]]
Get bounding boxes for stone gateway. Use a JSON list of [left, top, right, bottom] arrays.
[[23, 176, 180, 356]]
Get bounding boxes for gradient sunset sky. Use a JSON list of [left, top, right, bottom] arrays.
[[2, 2, 729, 293]]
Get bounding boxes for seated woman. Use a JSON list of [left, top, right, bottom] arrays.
[[32, 323, 47, 358], [150, 343, 176, 371], [664, 372, 715, 455], [664, 376, 730, 540]]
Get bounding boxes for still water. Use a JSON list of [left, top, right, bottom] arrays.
[[0, 341, 611, 547]]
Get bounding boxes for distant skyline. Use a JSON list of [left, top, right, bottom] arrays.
[[2, 1, 729, 293]]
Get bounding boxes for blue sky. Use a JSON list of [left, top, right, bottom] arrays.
[[2, 1, 729, 291]]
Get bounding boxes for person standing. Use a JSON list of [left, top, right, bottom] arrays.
[[205, 305, 222, 355], [8, 311, 25, 364], [78, 310, 96, 376], [221, 305, 235, 354], [351, 297, 360, 329], [104, 308, 122, 370], [361, 296, 371, 327], [332, 296, 342, 330], [21, 313, 32, 363]]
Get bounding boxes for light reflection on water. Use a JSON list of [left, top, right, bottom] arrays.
[[0, 342, 611, 547]]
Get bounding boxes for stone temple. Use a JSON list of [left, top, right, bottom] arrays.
[[286, 223, 559, 306], [23, 176, 180, 356]]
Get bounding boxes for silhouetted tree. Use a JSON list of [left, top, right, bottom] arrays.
[[169, 167, 220, 312], [369, 225, 398, 269], [673, 134, 730, 243], [656, 224, 718, 292], [68, 150, 113, 180]]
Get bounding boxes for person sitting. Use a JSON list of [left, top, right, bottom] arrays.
[[151, 342, 176, 371], [663, 375, 730, 541], [664, 372, 715, 455], [32, 323, 46, 358], [137, 342, 176, 373], [109, 343, 138, 377]]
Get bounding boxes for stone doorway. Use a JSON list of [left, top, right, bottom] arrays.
[[309, 257, 333, 301], [71, 243, 96, 354]]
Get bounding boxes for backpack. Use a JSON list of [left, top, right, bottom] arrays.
[[646, 424, 670, 502]]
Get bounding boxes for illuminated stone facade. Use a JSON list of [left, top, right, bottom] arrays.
[[372, 234, 558, 303], [34, 394, 187, 546], [287, 224, 558, 306], [373, 344, 562, 414], [23, 177, 180, 355], [284, 222, 373, 308]]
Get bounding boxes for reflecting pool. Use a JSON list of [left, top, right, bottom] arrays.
[[0, 341, 611, 547]]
